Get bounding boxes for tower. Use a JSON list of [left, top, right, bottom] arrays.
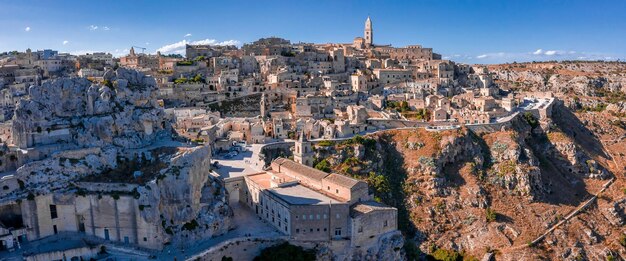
[[260, 92, 268, 119], [364, 16, 373, 48], [293, 131, 313, 167]]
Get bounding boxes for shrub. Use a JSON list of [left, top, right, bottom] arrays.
[[368, 172, 390, 195], [432, 248, 462, 261], [165, 227, 173, 235], [619, 234, 626, 248], [27, 192, 35, 201], [182, 219, 199, 231], [176, 60, 194, 66], [486, 207, 497, 222], [314, 159, 332, 173], [102, 79, 113, 88], [254, 242, 315, 261], [174, 77, 189, 84], [316, 140, 334, 147], [523, 112, 539, 129], [404, 239, 421, 261], [497, 161, 516, 177]]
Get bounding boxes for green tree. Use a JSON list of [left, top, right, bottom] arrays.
[[254, 242, 315, 261], [192, 74, 204, 83], [523, 112, 539, 129], [315, 159, 332, 173], [485, 207, 497, 222], [368, 172, 390, 195]]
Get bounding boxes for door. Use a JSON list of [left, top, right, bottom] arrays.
[[104, 228, 110, 240]]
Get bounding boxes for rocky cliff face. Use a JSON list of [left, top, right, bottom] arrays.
[[12, 68, 169, 150], [2, 69, 233, 248], [137, 146, 232, 243], [311, 230, 405, 261], [490, 62, 626, 95], [312, 105, 624, 260]]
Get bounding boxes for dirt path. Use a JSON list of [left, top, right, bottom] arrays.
[[505, 143, 620, 252]]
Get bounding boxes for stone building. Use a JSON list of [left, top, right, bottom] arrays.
[[364, 16, 373, 48], [119, 47, 159, 70], [293, 131, 314, 167], [242, 158, 397, 245]]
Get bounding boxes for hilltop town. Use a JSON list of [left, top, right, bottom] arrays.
[[0, 17, 624, 261]]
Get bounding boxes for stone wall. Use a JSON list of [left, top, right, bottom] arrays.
[[25, 244, 101, 261], [190, 237, 285, 261], [258, 141, 294, 167], [75, 182, 138, 193]]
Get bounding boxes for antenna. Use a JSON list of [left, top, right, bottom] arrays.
[[132, 46, 147, 54]]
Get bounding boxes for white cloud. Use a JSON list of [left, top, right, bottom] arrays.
[[156, 39, 241, 54], [89, 25, 111, 31], [184, 33, 192, 37], [25, 27, 31, 32], [145, 42, 150, 46], [544, 50, 557, 56], [62, 40, 69, 45], [461, 49, 624, 64]]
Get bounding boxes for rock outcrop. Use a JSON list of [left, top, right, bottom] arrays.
[[1, 69, 232, 249], [137, 146, 233, 244]]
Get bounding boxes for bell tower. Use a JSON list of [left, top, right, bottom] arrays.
[[294, 131, 313, 167], [260, 92, 268, 119], [364, 16, 373, 48]]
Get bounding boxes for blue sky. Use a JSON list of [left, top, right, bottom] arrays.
[[1, 0, 625, 64]]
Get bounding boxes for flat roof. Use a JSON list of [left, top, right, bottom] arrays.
[[269, 184, 343, 205], [351, 201, 396, 218]]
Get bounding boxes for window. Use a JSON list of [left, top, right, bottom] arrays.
[[303, 215, 306, 220], [53, 225, 58, 234], [296, 229, 300, 233], [309, 215, 313, 220], [336, 214, 340, 219], [358, 226, 363, 233], [316, 214, 320, 220], [49, 205, 58, 219], [323, 214, 327, 219], [334, 228, 342, 236], [310, 229, 313, 232], [143, 237, 147, 242], [384, 220, 388, 227], [335, 189, 339, 194]]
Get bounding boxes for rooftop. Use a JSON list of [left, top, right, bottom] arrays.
[[269, 183, 343, 205], [323, 173, 365, 190], [273, 158, 329, 181], [351, 201, 396, 218]]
